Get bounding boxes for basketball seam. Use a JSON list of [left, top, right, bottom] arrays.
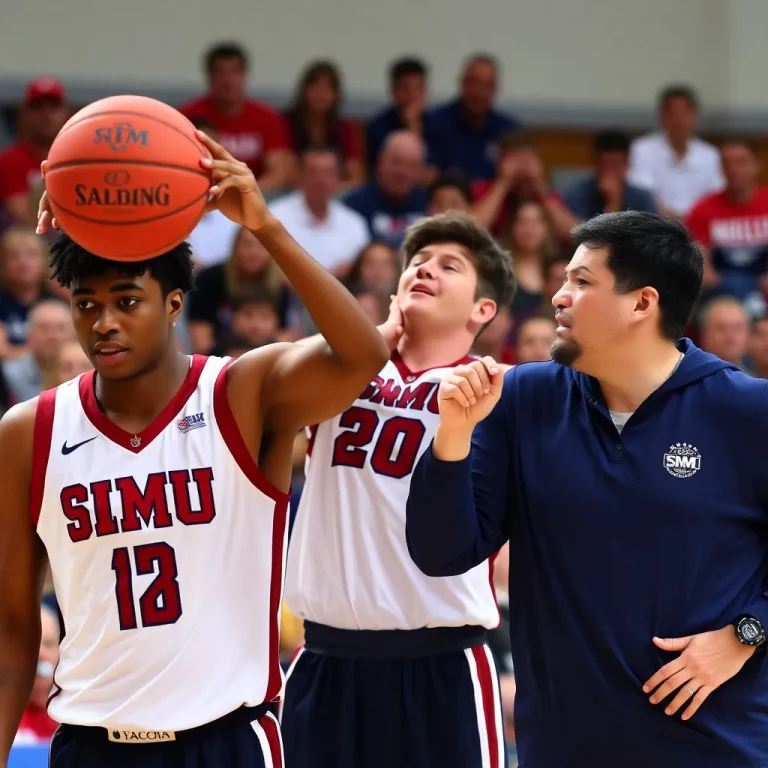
[[54, 109, 206, 157], [46, 159, 210, 178], [47, 189, 209, 227]]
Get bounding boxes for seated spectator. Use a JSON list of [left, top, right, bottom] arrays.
[[3, 298, 73, 402], [180, 42, 294, 191], [212, 288, 281, 356], [699, 296, 749, 368], [507, 201, 555, 323], [352, 290, 387, 325], [344, 241, 400, 302], [186, 118, 241, 270], [344, 131, 428, 247], [629, 85, 723, 218], [564, 131, 658, 220], [471, 131, 576, 242], [187, 227, 295, 353], [429, 54, 521, 182], [367, 57, 436, 173], [269, 146, 370, 278], [0, 78, 68, 227], [427, 170, 471, 215], [748, 315, 768, 380], [686, 138, 768, 301], [0, 227, 55, 358], [13, 604, 59, 746], [516, 314, 557, 363], [471, 304, 515, 365], [284, 61, 364, 188], [51, 338, 92, 387]]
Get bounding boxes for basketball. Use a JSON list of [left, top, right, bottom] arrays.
[[45, 95, 211, 261]]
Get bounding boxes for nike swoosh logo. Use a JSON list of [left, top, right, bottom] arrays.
[[61, 437, 97, 455]]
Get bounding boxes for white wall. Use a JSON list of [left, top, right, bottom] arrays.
[[0, 0, 733, 115]]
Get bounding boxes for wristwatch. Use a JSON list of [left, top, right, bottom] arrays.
[[733, 614, 767, 648]]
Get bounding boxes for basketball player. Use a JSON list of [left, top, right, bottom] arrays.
[[281, 211, 516, 768], [0, 130, 389, 768]]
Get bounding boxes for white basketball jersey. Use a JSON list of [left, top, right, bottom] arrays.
[[285, 353, 500, 631], [33, 355, 289, 731]]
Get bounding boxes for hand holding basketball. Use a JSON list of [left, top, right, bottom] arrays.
[[438, 357, 504, 429], [197, 131, 271, 231], [36, 162, 57, 234]]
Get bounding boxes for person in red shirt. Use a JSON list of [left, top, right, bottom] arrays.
[[470, 130, 577, 245], [686, 138, 768, 303], [180, 42, 294, 191], [0, 78, 68, 227], [13, 604, 59, 746], [283, 60, 364, 189]]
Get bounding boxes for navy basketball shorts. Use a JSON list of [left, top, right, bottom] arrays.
[[280, 622, 506, 768], [49, 704, 283, 768]]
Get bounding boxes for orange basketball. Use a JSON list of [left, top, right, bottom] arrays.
[[46, 95, 211, 261]]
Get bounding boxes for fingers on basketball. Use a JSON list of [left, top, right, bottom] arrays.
[[196, 130, 234, 161]]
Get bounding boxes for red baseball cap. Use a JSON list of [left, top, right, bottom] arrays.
[[25, 77, 65, 104]]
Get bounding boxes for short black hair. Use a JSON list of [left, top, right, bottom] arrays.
[[463, 53, 498, 73], [230, 285, 279, 314], [593, 130, 630, 155], [428, 170, 471, 206], [49, 232, 195, 297], [298, 144, 342, 170], [389, 57, 427, 88], [570, 211, 703, 340], [402, 211, 516, 313], [659, 84, 698, 112], [720, 135, 759, 156], [204, 43, 248, 75]]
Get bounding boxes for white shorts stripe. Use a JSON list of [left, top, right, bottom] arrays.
[[277, 646, 305, 723], [464, 645, 505, 768], [250, 712, 283, 768], [250, 718, 273, 768], [464, 647, 492, 768], [482, 644, 506, 767]]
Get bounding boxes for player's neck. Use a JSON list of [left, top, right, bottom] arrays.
[[94, 351, 192, 430], [397, 329, 473, 373], [593, 339, 682, 413]]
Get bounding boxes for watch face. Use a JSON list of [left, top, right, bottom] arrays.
[[738, 617, 766, 645]]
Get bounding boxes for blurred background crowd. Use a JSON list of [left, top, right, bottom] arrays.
[[4, 16, 768, 766]]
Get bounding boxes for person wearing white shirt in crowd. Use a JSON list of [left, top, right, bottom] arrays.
[[269, 146, 370, 279], [628, 85, 724, 219]]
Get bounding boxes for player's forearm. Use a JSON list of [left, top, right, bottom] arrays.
[[0, 620, 40, 761], [253, 219, 389, 368]]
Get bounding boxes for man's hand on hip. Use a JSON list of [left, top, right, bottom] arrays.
[[643, 626, 756, 720]]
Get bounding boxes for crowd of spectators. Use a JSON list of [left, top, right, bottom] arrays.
[[3, 41, 768, 765]]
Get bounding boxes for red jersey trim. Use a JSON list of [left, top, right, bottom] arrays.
[[30, 388, 57, 526], [78, 356, 206, 454], [390, 350, 475, 381], [211, 360, 291, 505], [265, 495, 289, 704]]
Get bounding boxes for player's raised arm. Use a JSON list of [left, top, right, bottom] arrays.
[[0, 401, 48, 764], [405, 357, 512, 576], [197, 130, 389, 430]]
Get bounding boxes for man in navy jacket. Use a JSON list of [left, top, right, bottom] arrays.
[[406, 211, 768, 767]]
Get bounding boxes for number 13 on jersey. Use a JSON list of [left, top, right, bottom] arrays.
[[112, 543, 182, 630]]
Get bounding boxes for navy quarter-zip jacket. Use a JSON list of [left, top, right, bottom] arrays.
[[406, 339, 768, 767]]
